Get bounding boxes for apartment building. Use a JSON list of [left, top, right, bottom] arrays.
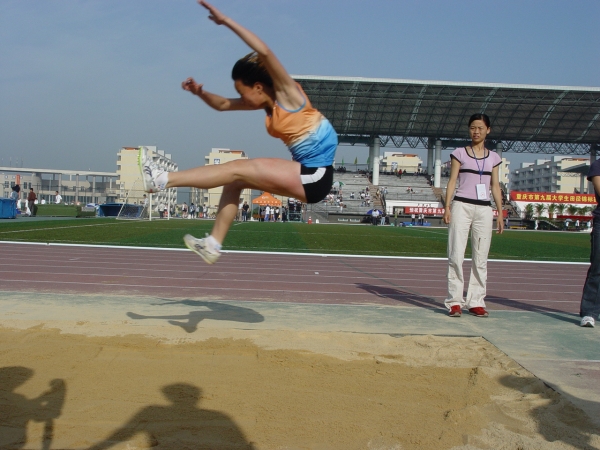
[[116, 146, 178, 207], [193, 149, 252, 215], [510, 156, 589, 193], [1, 167, 117, 204], [380, 152, 422, 173]]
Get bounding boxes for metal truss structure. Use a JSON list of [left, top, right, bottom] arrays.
[[295, 75, 600, 155]]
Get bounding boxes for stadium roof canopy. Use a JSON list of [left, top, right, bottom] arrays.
[[294, 75, 600, 155]]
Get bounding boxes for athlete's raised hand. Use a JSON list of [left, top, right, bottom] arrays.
[[199, 1, 228, 25], [181, 77, 203, 95]]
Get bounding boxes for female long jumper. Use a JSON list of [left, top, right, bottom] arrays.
[[139, 1, 337, 264]]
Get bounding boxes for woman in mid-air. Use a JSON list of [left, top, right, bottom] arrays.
[[443, 113, 504, 318], [140, 0, 337, 264]]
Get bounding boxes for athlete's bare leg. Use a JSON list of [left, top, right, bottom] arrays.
[[167, 158, 306, 243]]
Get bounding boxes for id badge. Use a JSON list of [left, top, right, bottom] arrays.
[[476, 183, 487, 200]]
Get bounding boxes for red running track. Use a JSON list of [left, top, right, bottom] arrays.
[[0, 242, 588, 314]]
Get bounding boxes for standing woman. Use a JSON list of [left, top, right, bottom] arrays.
[[140, 0, 337, 264], [578, 159, 600, 328], [442, 113, 504, 317]]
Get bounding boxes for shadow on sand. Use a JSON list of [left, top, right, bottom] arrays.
[[498, 373, 599, 449], [87, 383, 256, 449], [0, 366, 66, 450], [127, 300, 264, 333]]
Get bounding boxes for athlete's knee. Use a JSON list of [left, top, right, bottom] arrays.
[[226, 159, 257, 182], [223, 179, 245, 194]]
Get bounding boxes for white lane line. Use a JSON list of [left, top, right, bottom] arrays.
[[0, 241, 589, 265]]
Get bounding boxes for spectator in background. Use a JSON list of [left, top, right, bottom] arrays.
[[371, 208, 379, 226], [10, 184, 20, 201], [54, 190, 62, 204], [27, 188, 37, 217], [11, 185, 21, 212], [242, 201, 249, 221]]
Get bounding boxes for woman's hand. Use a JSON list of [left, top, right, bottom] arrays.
[[497, 215, 504, 234], [181, 77, 203, 95], [443, 208, 451, 225], [199, 1, 228, 25]]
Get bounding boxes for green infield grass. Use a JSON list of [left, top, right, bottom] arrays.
[[0, 217, 590, 262]]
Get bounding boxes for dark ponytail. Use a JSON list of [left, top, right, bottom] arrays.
[[231, 52, 273, 88]]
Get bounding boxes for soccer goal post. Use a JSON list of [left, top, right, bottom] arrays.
[[116, 179, 150, 220]]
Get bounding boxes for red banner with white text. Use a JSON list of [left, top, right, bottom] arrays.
[[509, 191, 595, 204], [404, 206, 507, 217]]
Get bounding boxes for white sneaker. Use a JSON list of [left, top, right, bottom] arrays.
[[138, 146, 166, 193], [183, 234, 221, 264], [580, 316, 595, 328]]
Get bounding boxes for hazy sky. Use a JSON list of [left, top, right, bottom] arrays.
[[1, 0, 599, 173]]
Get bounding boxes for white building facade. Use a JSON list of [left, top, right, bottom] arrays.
[[380, 152, 422, 173], [195, 149, 252, 216], [1, 167, 117, 205], [116, 146, 178, 208], [510, 156, 590, 193]]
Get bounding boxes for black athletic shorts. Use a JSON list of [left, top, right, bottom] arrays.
[[301, 165, 334, 204]]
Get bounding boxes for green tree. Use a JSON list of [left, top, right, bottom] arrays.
[[534, 203, 546, 218], [556, 203, 567, 217], [547, 203, 557, 219], [567, 205, 579, 216], [524, 203, 535, 220]]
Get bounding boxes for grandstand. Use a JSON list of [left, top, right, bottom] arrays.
[[306, 169, 444, 224]]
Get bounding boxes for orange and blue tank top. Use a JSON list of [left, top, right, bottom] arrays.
[[265, 84, 337, 167]]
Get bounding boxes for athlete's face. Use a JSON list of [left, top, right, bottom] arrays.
[[234, 80, 267, 108], [469, 120, 490, 145]]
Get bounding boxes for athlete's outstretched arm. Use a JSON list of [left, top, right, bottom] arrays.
[[181, 77, 256, 111], [198, 0, 304, 110]]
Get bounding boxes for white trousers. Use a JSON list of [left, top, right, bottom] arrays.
[[445, 201, 493, 310]]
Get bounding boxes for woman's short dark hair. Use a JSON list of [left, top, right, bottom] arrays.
[[231, 52, 273, 88], [12, 184, 20, 193], [468, 113, 491, 128]]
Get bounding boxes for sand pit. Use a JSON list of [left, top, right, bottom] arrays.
[[0, 325, 598, 450]]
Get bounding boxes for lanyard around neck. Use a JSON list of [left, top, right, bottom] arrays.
[[470, 146, 486, 183]]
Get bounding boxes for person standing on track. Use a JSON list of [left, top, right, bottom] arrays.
[[578, 159, 600, 328], [139, 0, 337, 264], [442, 113, 504, 318]]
